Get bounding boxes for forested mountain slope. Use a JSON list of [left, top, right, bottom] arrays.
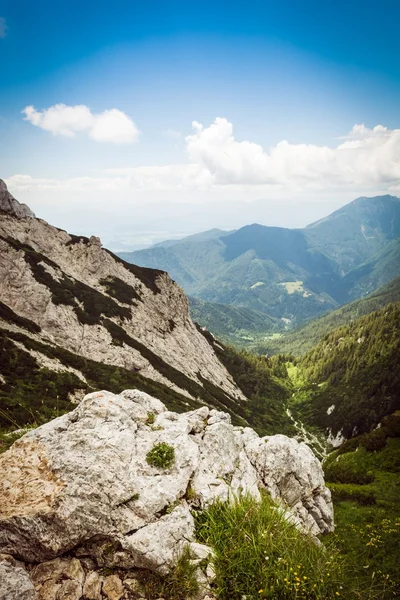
[[120, 195, 400, 326], [292, 302, 400, 439], [189, 296, 280, 344], [305, 195, 400, 271]]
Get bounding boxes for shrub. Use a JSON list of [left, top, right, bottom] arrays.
[[146, 442, 175, 469], [99, 276, 140, 304], [328, 483, 376, 505], [381, 411, 400, 438], [194, 493, 356, 599], [336, 437, 361, 456], [359, 428, 387, 452], [323, 453, 374, 485]]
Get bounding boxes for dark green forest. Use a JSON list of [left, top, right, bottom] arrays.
[[293, 302, 400, 438]]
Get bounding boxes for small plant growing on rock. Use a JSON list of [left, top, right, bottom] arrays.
[[137, 546, 199, 599], [146, 412, 155, 425], [146, 442, 175, 469], [185, 482, 197, 502]]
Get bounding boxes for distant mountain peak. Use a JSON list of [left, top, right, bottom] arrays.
[[0, 179, 35, 219], [306, 194, 400, 229]]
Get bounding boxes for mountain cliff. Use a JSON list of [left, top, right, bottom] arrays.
[[0, 179, 247, 432]]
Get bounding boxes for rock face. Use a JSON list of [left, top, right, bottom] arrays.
[[0, 180, 244, 407], [0, 179, 35, 219], [0, 556, 36, 600], [0, 390, 334, 584]]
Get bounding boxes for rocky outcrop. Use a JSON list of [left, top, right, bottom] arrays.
[[0, 179, 35, 219], [0, 390, 334, 598], [0, 180, 244, 407]]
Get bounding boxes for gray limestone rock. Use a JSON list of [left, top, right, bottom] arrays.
[[0, 197, 244, 403], [244, 433, 334, 534], [82, 571, 103, 600], [0, 390, 334, 577], [0, 179, 35, 219], [0, 559, 36, 600]]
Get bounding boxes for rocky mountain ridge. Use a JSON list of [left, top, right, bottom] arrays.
[[0, 179, 244, 418], [0, 389, 333, 599], [0, 179, 35, 220]]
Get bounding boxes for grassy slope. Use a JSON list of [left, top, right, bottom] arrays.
[[195, 493, 356, 600], [323, 418, 400, 598]]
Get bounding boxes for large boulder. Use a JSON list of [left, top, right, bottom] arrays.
[[0, 389, 334, 574], [244, 432, 334, 534]]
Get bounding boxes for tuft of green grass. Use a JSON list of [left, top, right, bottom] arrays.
[[185, 481, 197, 502], [194, 492, 358, 600], [146, 442, 175, 469], [146, 412, 155, 425], [137, 545, 199, 599]]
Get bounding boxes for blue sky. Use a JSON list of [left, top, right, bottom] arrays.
[[1, 0, 399, 248]]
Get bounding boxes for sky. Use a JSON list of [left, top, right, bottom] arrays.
[[1, 0, 399, 249]]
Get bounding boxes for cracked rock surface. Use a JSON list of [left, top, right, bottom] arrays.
[[0, 179, 35, 219], [0, 389, 334, 597], [0, 556, 36, 600]]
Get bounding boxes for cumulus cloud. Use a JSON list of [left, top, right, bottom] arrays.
[[9, 118, 400, 196], [185, 118, 400, 189], [22, 104, 140, 144], [0, 17, 7, 38]]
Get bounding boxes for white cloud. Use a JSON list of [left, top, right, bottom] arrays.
[[0, 17, 7, 38], [7, 164, 212, 195], [89, 109, 139, 144], [185, 118, 400, 189], [6, 174, 129, 192], [22, 104, 140, 144], [9, 118, 400, 197]]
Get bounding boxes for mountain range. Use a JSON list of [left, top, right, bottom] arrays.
[[119, 195, 400, 330], [1, 176, 399, 600], [1, 180, 398, 442]]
